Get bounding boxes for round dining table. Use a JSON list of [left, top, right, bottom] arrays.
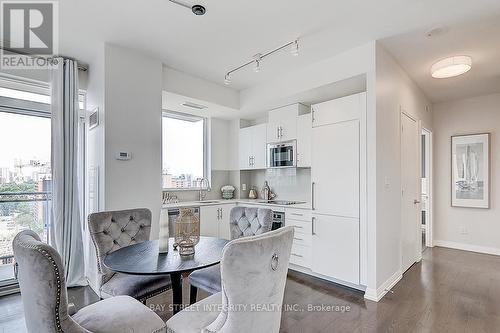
[[103, 236, 228, 314]]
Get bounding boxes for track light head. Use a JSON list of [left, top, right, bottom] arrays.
[[191, 4, 206, 15], [291, 40, 299, 56]]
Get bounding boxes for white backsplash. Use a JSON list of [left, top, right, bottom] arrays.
[[163, 170, 235, 202], [241, 168, 311, 202]]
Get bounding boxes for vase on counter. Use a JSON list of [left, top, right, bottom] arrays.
[[159, 209, 169, 254]]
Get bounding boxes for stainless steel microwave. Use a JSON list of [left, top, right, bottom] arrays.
[[267, 140, 296, 168]]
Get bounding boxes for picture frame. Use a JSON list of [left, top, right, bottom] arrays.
[[451, 133, 490, 208]]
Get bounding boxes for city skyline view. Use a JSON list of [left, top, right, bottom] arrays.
[[0, 112, 51, 275]]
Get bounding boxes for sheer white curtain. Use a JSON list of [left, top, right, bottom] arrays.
[[49, 58, 86, 286]]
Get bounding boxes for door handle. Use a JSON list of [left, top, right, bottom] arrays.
[[311, 217, 316, 235], [413, 199, 421, 204], [311, 182, 316, 210]]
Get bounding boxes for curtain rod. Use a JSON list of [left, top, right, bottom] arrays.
[[0, 46, 88, 72]]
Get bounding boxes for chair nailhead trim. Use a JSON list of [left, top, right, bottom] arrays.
[[17, 240, 65, 332]]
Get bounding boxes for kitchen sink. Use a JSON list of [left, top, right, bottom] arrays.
[[195, 200, 221, 204]]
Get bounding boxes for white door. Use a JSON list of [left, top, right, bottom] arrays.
[[297, 113, 312, 167], [239, 127, 252, 170], [401, 112, 420, 273], [311, 120, 359, 217], [218, 204, 236, 240], [251, 124, 267, 169], [200, 206, 219, 237], [311, 214, 360, 284]]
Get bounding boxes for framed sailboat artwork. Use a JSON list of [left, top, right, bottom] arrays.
[[451, 133, 490, 208]]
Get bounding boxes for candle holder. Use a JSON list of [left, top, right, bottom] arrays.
[[174, 208, 200, 256]]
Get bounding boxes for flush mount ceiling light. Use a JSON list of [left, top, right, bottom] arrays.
[[168, 0, 206, 15], [431, 56, 472, 79], [224, 39, 300, 85]]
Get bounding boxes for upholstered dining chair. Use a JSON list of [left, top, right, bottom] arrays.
[[13, 230, 166, 333], [88, 208, 172, 303], [188, 207, 273, 303], [166, 226, 294, 333]]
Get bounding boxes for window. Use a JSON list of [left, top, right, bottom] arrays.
[[0, 77, 51, 286], [162, 111, 208, 190]]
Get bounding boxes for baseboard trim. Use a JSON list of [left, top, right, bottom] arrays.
[[434, 240, 500, 256], [364, 270, 402, 302]]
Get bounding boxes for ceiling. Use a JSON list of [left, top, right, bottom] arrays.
[[60, 0, 500, 93], [381, 14, 500, 103]]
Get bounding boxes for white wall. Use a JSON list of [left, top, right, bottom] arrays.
[[162, 66, 239, 110], [371, 43, 432, 299], [104, 44, 163, 238], [434, 93, 500, 254]]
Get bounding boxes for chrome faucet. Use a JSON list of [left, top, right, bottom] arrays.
[[199, 177, 211, 201]]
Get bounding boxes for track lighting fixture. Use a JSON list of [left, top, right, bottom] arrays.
[[253, 54, 262, 73], [290, 40, 299, 56], [224, 39, 299, 85], [168, 0, 206, 16]]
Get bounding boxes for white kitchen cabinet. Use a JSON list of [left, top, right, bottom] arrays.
[[200, 205, 219, 238], [200, 204, 236, 240], [217, 204, 236, 240], [311, 119, 359, 218], [296, 113, 312, 168], [311, 215, 359, 285], [311, 93, 363, 128], [239, 124, 266, 170], [267, 103, 309, 143], [308, 92, 364, 287]]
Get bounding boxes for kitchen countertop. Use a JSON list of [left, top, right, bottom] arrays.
[[162, 198, 311, 210]]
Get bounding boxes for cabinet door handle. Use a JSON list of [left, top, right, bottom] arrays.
[[312, 217, 316, 235], [280, 126, 283, 138], [311, 182, 316, 210], [277, 126, 280, 139], [291, 253, 303, 258], [248, 156, 252, 167], [293, 225, 303, 229], [293, 237, 304, 241], [220, 208, 223, 220], [291, 213, 303, 217]]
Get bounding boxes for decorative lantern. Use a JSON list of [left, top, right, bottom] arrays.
[[174, 208, 200, 256]]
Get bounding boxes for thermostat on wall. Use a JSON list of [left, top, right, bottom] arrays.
[[116, 152, 132, 160]]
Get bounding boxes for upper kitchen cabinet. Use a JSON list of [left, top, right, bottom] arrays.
[[311, 93, 364, 128], [239, 123, 267, 170], [296, 113, 312, 168], [267, 103, 310, 143]]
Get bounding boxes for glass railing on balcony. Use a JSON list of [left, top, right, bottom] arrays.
[[0, 191, 51, 284]]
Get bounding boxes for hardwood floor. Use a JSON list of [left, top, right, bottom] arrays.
[[2, 246, 500, 332]]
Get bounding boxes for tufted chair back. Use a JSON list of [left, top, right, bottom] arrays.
[[229, 207, 272, 240], [13, 230, 89, 333], [88, 208, 152, 288], [204, 226, 294, 333]]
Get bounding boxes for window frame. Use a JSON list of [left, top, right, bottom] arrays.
[[161, 110, 210, 191]]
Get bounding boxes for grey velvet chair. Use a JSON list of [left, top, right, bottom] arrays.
[[13, 230, 166, 333], [88, 208, 172, 302], [166, 226, 294, 333], [188, 207, 272, 303]]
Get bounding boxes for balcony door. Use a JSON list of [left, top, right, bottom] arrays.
[[0, 77, 52, 291]]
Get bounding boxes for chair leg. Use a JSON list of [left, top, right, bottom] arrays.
[[190, 285, 198, 305]]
